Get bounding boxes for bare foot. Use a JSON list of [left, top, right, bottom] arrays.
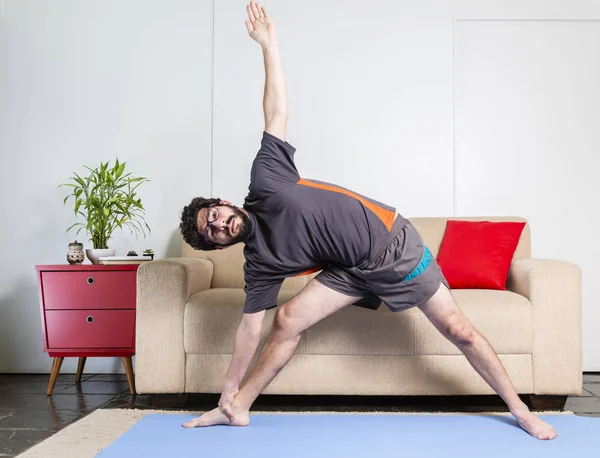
[[513, 409, 558, 440], [182, 406, 249, 428]]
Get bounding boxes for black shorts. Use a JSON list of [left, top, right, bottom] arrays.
[[315, 216, 449, 312]]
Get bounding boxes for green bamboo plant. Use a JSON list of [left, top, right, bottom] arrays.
[[57, 159, 151, 249]]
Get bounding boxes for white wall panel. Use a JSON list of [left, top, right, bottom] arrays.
[[454, 20, 600, 369]]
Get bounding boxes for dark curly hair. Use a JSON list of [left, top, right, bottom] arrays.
[[179, 196, 222, 251]]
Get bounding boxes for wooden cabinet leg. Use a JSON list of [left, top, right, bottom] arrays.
[[122, 356, 136, 395], [76, 357, 87, 383], [47, 357, 64, 396]]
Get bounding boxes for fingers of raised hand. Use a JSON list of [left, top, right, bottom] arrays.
[[247, 3, 256, 22], [260, 5, 269, 19], [251, 2, 262, 20]]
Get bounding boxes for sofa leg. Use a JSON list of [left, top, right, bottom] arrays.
[[527, 395, 568, 411]]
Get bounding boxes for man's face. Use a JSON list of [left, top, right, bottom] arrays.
[[196, 203, 251, 248]]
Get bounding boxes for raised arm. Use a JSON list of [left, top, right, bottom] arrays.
[[245, 1, 289, 141]]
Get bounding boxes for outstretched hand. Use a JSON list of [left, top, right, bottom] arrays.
[[245, 1, 276, 47], [218, 386, 239, 421]]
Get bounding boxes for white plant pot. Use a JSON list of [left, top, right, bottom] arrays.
[[86, 248, 116, 265]]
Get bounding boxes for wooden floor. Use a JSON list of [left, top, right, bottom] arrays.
[[1, 372, 599, 457]]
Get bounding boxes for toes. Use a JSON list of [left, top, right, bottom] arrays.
[[182, 419, 202, 428], [540, 428, 557, 440]]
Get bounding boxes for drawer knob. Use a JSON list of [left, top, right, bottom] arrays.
[[87, 277, 95, 285], [86, 316, 94, 323]]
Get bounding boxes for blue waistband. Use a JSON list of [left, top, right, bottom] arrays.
[[403, 246, 432, 282]]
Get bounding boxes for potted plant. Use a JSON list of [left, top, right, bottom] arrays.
[[143, 248, 154, 260], [57, 159, 151, 264]]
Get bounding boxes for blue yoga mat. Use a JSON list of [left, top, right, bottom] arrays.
[[97, 413, 599, 457]]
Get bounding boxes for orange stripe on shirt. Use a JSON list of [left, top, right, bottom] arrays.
[[297, 178, 395, 232], [294, 266, 325, 277]]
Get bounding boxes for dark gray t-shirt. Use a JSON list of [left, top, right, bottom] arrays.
[[242, 131, 397, 313]]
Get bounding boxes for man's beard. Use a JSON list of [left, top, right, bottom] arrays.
[[222, 205, 252, 246]]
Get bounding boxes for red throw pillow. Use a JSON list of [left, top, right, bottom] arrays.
[[436, 220, 526, 290]]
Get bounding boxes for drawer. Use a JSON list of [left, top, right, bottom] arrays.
[[46, 309, 135, 349], [42, 271, 136, 310]]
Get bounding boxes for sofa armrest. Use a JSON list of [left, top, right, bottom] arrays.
[[135, 258, 214, 394], [506, 259, 582, 395]]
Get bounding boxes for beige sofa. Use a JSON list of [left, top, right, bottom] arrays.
[[135, 216, 582, 406]]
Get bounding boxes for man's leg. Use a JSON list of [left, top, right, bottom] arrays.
[[184, 279, 360, 427], [417, 282, 558, 440]]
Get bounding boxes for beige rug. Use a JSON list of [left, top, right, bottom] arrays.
[[17, 408, 575, 458]]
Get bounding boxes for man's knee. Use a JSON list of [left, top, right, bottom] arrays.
[[273, 303, 303, 339], [447, 315, 477, 346], [425, 289, 477, 345]]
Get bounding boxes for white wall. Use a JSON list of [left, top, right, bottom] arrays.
[[0, 0, 213, 373], [0, 0, 598, 373]]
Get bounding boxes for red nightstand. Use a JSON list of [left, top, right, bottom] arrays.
[[35, 264, 139, 395]]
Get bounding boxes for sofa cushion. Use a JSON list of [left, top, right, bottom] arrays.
[[304, 289, 532, 356], [184, 288, 293, 354], [184, 288, 533, 356], [410, 289, 533, 354]]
